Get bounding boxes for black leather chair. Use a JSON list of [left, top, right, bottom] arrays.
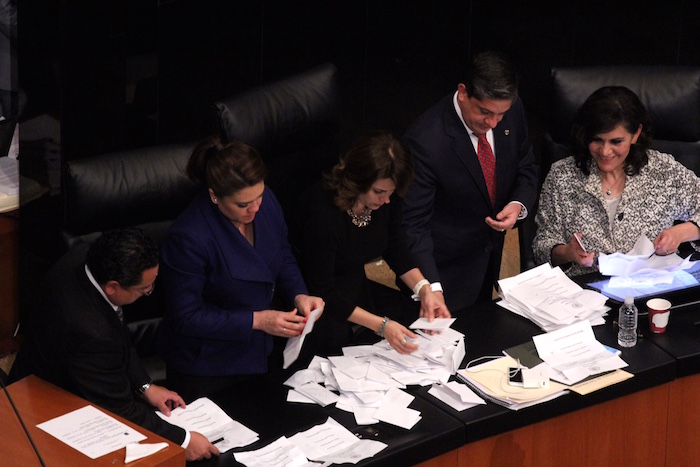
[[56, 64, 344, 378], [61, 142, 199, 250], [542, 66, 700, 177], [212, 62, 342, 229], [60, 142, 199, 381], [519, 66, 700, 271]]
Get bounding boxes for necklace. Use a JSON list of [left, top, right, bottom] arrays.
[[601, 173, 625, 197], [347, 208, 372, 227]]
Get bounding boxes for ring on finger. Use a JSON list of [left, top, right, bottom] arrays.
[[400, 338, 407, 346], [283, 327, 286, 333]]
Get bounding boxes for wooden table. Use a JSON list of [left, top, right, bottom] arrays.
[[1, 375, 185, 466]]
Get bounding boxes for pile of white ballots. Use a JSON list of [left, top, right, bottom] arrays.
[[284, 318, 465, 430], [497, 263, 610, 332]]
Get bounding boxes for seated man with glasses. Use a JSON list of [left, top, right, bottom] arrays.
[[10, 228, 219, 462]]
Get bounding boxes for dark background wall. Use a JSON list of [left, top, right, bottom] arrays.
[[19, 0, 700, 161], [13, 0, 700, 309]]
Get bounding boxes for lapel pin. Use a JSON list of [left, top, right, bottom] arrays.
[[504, 129, 510, 136]]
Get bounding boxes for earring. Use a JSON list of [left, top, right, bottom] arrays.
[[213, 198, 218, 203]]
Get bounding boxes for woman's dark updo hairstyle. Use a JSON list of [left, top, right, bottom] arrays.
[[187, 135, 268, 197], [325, 131, 414, 210], [570, 86, 652, 176]]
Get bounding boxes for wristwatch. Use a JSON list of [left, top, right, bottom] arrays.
[[136, 382, 152, 395], [517, 203, 527, 220]]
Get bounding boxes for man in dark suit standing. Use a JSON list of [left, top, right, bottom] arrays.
[[10, 229, 219, 462], [402, 51, 538, 311]]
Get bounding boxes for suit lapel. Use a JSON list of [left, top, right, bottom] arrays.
[[204, 198, 275, 284]]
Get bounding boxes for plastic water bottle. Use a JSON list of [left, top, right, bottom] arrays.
[[617, 296, 638, 348]]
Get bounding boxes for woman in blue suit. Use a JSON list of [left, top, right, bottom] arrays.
[[158, 136, 324, 400]]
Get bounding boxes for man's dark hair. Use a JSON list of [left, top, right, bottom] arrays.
[[86, 228, 159, 287], [463, 51, 518, 101]]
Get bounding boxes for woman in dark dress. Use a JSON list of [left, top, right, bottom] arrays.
[[297, 131, 450, 358]]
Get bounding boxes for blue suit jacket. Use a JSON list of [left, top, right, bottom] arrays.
[[402, 93, 538, 310], [158, 189, 307, 376]]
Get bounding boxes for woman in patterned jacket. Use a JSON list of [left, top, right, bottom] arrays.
[[533, 86, 700, 276]]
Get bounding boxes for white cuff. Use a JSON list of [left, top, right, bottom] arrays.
[[412, 281, 442, 301], [181, 430, 191, 448], [412, 279, 430, 296]]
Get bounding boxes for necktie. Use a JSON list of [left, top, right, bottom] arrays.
[[116, 306, 124, 323], [476, 133, 497, 207]]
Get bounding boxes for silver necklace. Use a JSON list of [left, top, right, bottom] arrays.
[[601, 174, 625, 196], [347, 208, 372, 227]]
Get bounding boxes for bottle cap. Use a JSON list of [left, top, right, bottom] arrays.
[[624, 296, 634, 305]]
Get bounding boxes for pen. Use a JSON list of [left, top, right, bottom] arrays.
[[575, 234, 587, 253], [212, 437, 224, 445]]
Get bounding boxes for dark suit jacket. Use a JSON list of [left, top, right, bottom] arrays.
[[158, 189, 308, 377], [402, 93, 538, 310], [10, 243, 185, 444]]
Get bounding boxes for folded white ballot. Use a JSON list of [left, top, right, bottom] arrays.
[[124, 442, 168, 464]]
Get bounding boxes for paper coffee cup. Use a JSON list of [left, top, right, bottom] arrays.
[[646, 298, 671, 333]]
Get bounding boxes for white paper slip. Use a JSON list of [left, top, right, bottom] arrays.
[[320, 438, 387, 465], [124, 442, 168, 463], [353, 406, 380, 425], [372, 403, 422, 430], [37, 405, 147, 459], [156, 397, 258, 451], [288, 417, 360, 461], [409, 317, 456, 330], [234, 436, 309, 467], [428, 381, 485, 411], [287, 389, 316, 404], [283, 307, 324, 369], [382, 387, 414, 408], [295, 382, 340, 407]]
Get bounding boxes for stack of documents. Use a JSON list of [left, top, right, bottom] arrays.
[[505, 320, 633, 394], [498, 263, 610, 331], [531, 320, 629, 386], [234, 417, 387, 467], [157, 397, 259, 452], [285, 318, 466, 429], [456, 356, 569, 410]]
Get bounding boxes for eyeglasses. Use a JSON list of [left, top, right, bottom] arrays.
[[129, 282, 155, 296]]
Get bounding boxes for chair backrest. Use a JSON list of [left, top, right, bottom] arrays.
[[542, 66, 700, 178], [60, 142, 200, 356], [521, 66, 700, 272], [212, 63, 342, 226], [61, 142, 199, 251]]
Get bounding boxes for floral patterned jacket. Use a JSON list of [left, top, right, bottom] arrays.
[[533, 150, 700, 276]]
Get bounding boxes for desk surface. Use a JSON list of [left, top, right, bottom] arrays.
[[642, 300, 700, 377], [187, 297, 680, 465], [411, 299, 676, 443], [191, 371, 465, 467], [578, 271, 700, 377], [1, 375, 185, 466], [7, 293, 696, 466]]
